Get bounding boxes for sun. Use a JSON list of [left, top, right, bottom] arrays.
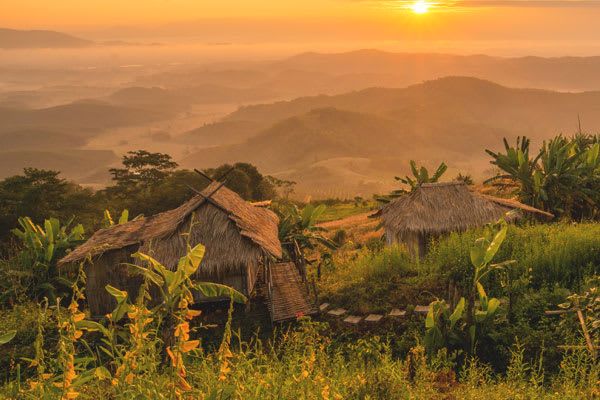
[[411, 1, 430, 14]]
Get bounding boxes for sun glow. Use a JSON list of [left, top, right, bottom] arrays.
[[411, 1, 429, 14]]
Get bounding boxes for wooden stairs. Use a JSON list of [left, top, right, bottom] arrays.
[[264, 262, 317, 322]]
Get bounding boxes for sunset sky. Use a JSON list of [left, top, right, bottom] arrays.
[[3, 0, 600, 43]]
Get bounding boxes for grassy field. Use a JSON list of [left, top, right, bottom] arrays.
[[2, 206, 600, 399], [314, 201, 378, 223]]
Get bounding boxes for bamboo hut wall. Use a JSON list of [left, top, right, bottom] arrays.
[[137, 203, 262, 293], [84, 204, 265, 317], [84, 245, 144, 317]]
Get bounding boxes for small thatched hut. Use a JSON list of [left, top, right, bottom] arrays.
[[378, 181, 553, 260], [58, 182, 284, 318]]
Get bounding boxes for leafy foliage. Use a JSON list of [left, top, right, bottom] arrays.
[[1, 216, 84, 304], [425, 215, 513, 356], [486, 134, 600, 219], [276, 203, 337, 255], [378, 160, 447, 203], [109, 150, 179, 188], [0, 168, 97, 252], [204, 162, 278, 201]]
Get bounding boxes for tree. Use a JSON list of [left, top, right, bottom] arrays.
[[266, 176, 297, 200], [109, 150, 178, 188], [0, 168, 67, 224], [203, 162, 277, 201]]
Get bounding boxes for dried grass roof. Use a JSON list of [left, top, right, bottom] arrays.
[[380, 181, 553, 236], [59, 182, 282, 264]]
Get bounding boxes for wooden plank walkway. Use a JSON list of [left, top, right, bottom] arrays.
[[266, 262, 317, 322]]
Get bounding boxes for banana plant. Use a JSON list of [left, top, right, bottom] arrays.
[[486, 134, 600, 220], [378, 160, 448, 203], [6, 216, 85, 302], [485, 136, 543, 207], [103, 209, 143, 228], [277, 203, 337, 255], [424, 298, 465, 356], [397, 160, 448, 190], [466, 215, 515, 353], [424, 215, 514, 356], [74, 242, 247, 393]]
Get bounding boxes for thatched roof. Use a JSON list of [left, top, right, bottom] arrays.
[[380, 181, 553, 236], [59, 182, 282, 265]]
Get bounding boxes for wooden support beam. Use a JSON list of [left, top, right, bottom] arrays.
[[545, 310, 576, 315], [193, 168, 214, 182], [184, 182, 230, 215]]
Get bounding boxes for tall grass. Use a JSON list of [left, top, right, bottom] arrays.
[[319, 245, 444, 313], [427, 222, 600, 291], [3, 313, 599, 399]]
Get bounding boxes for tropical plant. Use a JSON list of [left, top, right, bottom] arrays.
[[102, 209, 143, 228], [378, 160, 448, 203], [2, 216, 84, 303], [424, 298, 465, 357], [486, 134, 600, 219], [277, 203, 337, 255], [397, 160, 448, 192], [425, 215, 514, 356]]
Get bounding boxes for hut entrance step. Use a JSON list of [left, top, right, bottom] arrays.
[[266, 262, 317, 322]]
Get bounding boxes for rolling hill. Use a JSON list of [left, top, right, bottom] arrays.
[[0, 100, 172, 136], [180, 76, 600, 197], [0, 150, 118, 182], [0, 28, 93, 49]]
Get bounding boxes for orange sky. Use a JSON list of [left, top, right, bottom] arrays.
[[2, 0, 361, 25], [3, 0, 600, 43]]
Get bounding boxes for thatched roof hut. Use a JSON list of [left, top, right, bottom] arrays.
[[378, 181, 553, 260], [59, 182, 283, 318]]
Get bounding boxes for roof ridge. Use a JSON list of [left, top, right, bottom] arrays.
[[420, 181, 465, 187]]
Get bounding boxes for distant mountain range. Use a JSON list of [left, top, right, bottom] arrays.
[[0, 28, 93, 49], [139, 49, 600, 94], [179, 76, 600, 197]]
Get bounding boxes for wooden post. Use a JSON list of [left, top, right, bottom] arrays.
[[576, 309, 596, 356], [317, 262, 321, 280], [311, 277, 319, 304]]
